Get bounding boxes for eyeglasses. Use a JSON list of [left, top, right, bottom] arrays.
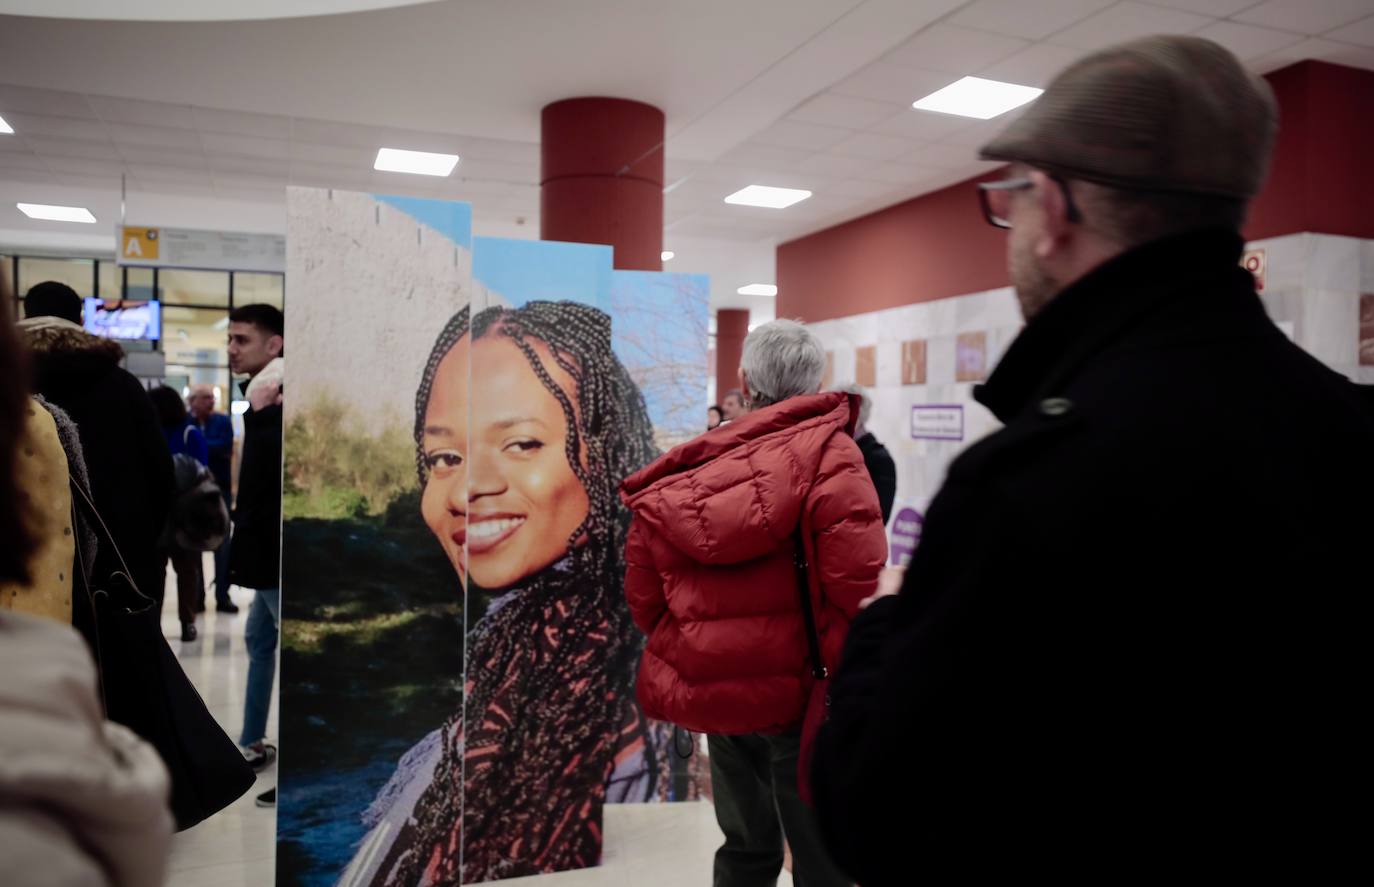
[[977, 174, 1081, 229]]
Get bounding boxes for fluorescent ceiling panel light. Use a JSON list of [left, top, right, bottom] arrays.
[[373, 147, 460, 177], [661, 250, 675, 261], [0, 115, 13, 134], [724, 185, 812, 209], [913, 76, 1043, 120], [17, 203, 97, 223], [737, 284, 778, 297]]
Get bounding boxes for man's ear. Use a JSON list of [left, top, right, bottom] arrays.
[[1029, 169, 1072, 259], [267, 334, 284, 359]]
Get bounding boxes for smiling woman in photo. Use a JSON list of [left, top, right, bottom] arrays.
[[340, 300, 662, 886]]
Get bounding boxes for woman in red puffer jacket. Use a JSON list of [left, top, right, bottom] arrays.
[[620, 319, 887, 887]]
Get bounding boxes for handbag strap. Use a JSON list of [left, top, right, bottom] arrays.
[[69, 477, 156, 614], [791, 524, 828, 680]]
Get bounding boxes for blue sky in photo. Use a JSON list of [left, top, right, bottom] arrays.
[[473, 237, 612, 308], [374, 194, 472, 249]]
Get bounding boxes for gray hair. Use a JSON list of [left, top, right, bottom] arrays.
[[835, 384, 872, 428], [741, 319, 825, 409]]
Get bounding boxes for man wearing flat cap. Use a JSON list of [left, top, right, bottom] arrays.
[[812, 36, 1373, 882]]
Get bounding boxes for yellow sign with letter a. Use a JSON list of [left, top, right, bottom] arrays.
[[121, 226, 160, 261]]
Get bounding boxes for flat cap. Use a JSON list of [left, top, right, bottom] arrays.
[[980, 35, 1278, 199]]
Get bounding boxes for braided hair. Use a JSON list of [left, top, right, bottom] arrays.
[[389, 300, 659, 884]]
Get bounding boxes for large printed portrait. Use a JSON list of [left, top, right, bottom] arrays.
[[281, 193, 708, 886]]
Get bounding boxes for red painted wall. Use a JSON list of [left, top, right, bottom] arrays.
[[778, 61, 1374, 324]]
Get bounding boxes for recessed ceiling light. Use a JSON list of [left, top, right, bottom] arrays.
[[17, 203, 96, 223], [724, 185, 812, 209], [737, 284, 778, 297], [0, 115, 13, 135], [661, 250, 675, 261], [913, 76, 1043, 120], [374, 147, 460, 177]]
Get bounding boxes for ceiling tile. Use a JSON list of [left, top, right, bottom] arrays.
[[787, 94, 904, 129], [127, 163, 211, 184], [0, 113, 109, 142], [209, 155, 290, 178], [794, 152, 881, 178], [717, 142, 814, 169], [87, 95, 198, 130], [828, 132, 915, 161], [938, 107, 1030, 148], [452, 137, 539, 164], [826, 178, 900, 199], [290, 141, 374, 167], [43, 156, 127, 177], [291, 117, 392, 150], [885, 24, 1030, 74], [1138, 0, 1262, 15], [0, 134, 36, 154], [979, 43, 1084, 87], [852, 161, 946, 186], [1193, 20, 1306, 58], [446, 158, 538, 183], [1234, 0, 1374, 34], [213, 183, 287, 203], [202, 133, 292, 161], [0, 85, 95, 120], [897, 141, 984, 169], [1251, 35, 1374, 69], [108, 123, 203, 151], [1048, 1, 1215, 49], [829, 62, 954, 105], [130, 180, 216, 198], [24, 135, 117, 160], [949, 0, 1117, 41], [192, 107, 292, 140], [116, 146, 210, 171], [1325, 14, 1374, 46], [0, 153, 51, 173], [870, 107, 978, 142], [748, 119, 853, 151]]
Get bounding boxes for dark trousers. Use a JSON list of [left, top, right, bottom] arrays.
[[157, 547, 202, 628], [212, 490, 233, 606], [708, 732, 850, 887]]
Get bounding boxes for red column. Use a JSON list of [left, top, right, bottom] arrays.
[[716, 309, 750, 403], [541, 98, 665, 271]]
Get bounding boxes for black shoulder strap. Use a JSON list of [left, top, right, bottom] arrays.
[[791, 524, 828, 680], [69, 477, 155, 614]]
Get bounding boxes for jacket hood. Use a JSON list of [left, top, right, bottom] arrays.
[[621, 392, 858, 566], [19, 316, 125, 382]]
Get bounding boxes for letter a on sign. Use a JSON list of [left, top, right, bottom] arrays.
[[122, 226, 159, 261]]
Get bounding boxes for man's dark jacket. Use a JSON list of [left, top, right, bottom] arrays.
[[856, 432, 896, 524], [22, 320, 175, 602], [812, 231, 1373, 880], [228, 403, 282, 590]]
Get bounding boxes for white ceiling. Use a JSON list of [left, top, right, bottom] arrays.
[[0, 1, 437, 22], [1, 0, 1373, 312]]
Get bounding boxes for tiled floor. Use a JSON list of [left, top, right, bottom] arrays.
[[160, 560, 278, 887], [157, 559, 797, 887]]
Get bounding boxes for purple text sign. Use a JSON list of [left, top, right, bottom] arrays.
[[911, 404, 964, 441], [890, 507, 923, 566]]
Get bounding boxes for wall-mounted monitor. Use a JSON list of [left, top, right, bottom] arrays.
[[84, 298, 161, 341]]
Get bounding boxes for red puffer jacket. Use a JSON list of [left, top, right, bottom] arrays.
[[619, 392, 888, 735]]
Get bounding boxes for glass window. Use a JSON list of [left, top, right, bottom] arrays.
[[126, 267, 155, 302], [17, 256, 95, 299], [234, 272, 284, 310], [162, 305, 230, 369], [97, 261, 121, 299], [159, 269, 230, 308]]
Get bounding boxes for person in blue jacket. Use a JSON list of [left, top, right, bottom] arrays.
[[188, 384, 238, 614], [150, 386, 209, 641]]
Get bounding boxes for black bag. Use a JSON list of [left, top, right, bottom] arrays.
[[167, 453, 230, 552], [70, 477, 255, 831]]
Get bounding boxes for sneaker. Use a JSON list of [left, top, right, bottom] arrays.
[[255, 787, 276, 808], [243, 742, 277, 771], [217, 601, 240, 614], [181, 623, 198, 642]]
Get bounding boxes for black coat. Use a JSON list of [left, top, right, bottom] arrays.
[[812, 231, 1374, 880], [856, 431, 896, 525], [23, 321, 175, 603], [228, 403, 282, 590]]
